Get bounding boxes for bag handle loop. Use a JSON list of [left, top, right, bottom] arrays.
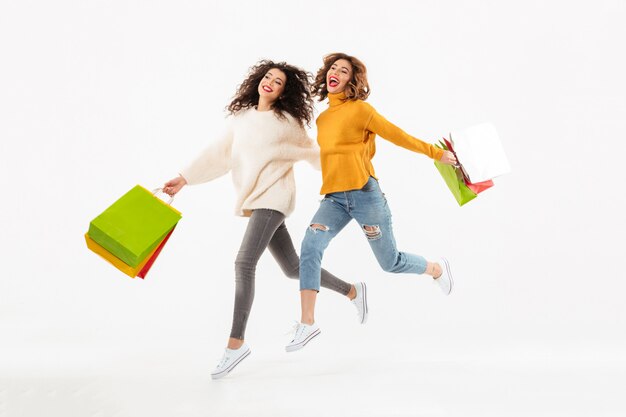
[[152, 188, 175, 205]]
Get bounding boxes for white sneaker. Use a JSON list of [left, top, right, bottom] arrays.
[[352, 282, 368, 324], [285, 322, 321, 352], [211, 344, 251, 380], [434, 257, 454, 295]]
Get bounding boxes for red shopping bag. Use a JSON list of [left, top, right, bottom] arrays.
[[136, 226, 175, 279], [465, 178, 493, 194]]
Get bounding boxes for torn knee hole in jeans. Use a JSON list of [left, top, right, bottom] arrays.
[[362, 224, 382, 240], [309, 223, 329, 232]]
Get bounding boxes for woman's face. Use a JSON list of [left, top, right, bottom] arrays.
[[326, 59, 353, 94], [258, 68, 286, 104]]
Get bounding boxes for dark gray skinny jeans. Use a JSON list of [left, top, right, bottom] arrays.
[[231, 208, 351, 339]]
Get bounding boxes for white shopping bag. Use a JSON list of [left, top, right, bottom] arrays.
[[450, 123, 511, 183]]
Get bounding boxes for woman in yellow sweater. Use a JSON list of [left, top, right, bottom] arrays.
[[286, 53, 458, 352]]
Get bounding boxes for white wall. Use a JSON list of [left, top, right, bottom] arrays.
[[1, 0, 625, 414]]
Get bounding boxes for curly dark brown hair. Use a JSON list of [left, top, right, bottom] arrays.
[[312, 52, 371, 102], [227, 60, 314, 126]]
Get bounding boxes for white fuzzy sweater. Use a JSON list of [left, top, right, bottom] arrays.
[[180, 109, 320, 217]]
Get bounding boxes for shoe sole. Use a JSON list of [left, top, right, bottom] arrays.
[[359, 282, 368, 324], [441, 258, 454, 295], [211, 348, 251, 380], [285, 328, 321, 352]]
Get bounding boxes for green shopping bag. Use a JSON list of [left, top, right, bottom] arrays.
[[88, 185, 182, 267], [434, 142, 477, 206]]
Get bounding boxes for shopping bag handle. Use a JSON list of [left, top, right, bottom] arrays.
[[443, 135, 462, 169], [152, 188, 175, 205]]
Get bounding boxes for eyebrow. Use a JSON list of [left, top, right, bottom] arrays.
[[332, 65, 351, 72], [267, 71, 285, 83]]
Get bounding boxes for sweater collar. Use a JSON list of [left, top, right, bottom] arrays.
[[328, 92, 347, 107]]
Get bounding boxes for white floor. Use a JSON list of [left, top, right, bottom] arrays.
[[2, 338, 624, 417]]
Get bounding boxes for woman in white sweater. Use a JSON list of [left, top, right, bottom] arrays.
[[162, 61, 367, 379]]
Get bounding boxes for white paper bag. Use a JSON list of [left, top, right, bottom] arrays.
[[450, 123, 511, 183]]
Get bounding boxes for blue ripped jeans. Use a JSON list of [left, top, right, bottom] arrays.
[[299, 177, 428, 291]]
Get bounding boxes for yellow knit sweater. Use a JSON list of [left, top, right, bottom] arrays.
[[316, 92, 445, 194]]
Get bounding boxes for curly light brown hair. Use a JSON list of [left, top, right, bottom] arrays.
[[312, 52, 371, 101], [227, 60, 314, 126]]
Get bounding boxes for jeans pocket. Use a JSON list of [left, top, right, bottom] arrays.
[[321, 195, 336, 204]]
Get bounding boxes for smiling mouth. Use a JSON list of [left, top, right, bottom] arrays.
[[262, 85, 273, 93], [328, 76, 339, 88]]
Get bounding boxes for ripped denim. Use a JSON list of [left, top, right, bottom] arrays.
[[300, 177, 427, 291]]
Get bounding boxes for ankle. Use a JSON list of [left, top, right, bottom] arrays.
[[347, 285, 356, 300], [227, 338, 244, 350], [428, 262, 442, 279], [301, 318, 315, 325]]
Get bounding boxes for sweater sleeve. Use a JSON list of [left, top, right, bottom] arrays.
[[366, 109, 444, 160], [284, 118, 321, 170], [179, 124, 233, 185], [297, 128, 321, 171]]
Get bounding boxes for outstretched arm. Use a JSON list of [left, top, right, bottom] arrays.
[[179, 126, 234, 185], [367, 110, 456, 165], [163, 125, 234, 196]]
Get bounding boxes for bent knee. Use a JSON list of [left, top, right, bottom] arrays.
[[234, 256, 256, 273], [284, 267, 300, 280], [379, 255, 403, 273], [380, 263, 397, 273]]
